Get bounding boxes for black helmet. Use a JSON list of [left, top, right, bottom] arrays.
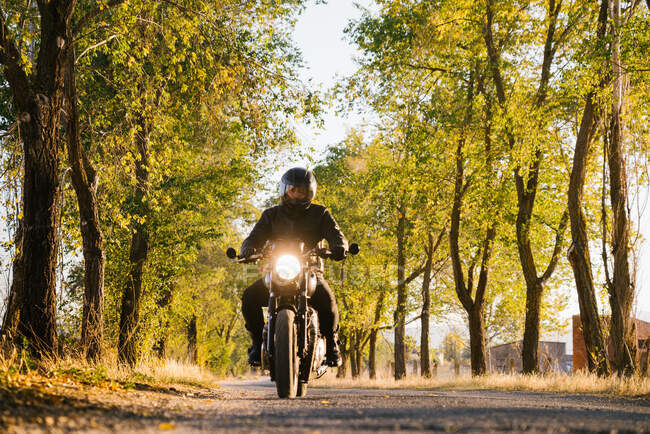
[[280, 167, 317, 210]]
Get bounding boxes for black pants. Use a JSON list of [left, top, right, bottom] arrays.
[[241, 277, 339, 342]]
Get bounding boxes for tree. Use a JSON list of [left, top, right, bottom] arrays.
[[63, 27, 106, 361], [603, 0, 643, 376], [566, 0, 611, 376], [481, 0, 573, 374], [0, 0, 126, 358]]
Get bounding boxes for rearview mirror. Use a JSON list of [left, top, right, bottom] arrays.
[[349, 243, 360, 255], [226, 247, 237, 259]]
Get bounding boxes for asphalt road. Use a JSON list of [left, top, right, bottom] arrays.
[[3, 377, 650, 433], [209, 379, 650, 433]]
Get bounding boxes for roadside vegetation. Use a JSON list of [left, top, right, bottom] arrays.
[[314, 372, 650, 398]]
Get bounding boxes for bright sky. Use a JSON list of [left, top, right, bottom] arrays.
[[290, 0, 650, 340], [287, 1, 372, 165]]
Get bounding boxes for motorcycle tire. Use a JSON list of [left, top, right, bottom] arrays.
[[274, 309, 298, 398]]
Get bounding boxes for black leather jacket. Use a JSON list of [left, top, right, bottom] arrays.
[[241, 204, 348, 254]]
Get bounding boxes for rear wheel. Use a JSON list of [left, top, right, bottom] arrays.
[[274, 309, 298, 398]]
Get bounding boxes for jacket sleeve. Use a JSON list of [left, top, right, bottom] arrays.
[[240, 209, 272, 253], [321, 208, 348, 251]]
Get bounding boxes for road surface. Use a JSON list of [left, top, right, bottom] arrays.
[[2, 378, 649, 432], [209, 379, 650, 433]]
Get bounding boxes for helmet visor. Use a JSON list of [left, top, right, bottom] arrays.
[[287, 185, 312, 202], [280, 181, 316, 203]]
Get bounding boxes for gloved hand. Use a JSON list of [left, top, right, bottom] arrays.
[[241, 247, 256, 258], [331, 246, 347, 261]]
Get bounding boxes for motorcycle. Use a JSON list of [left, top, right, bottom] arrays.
[[226, 240, 359, 398]]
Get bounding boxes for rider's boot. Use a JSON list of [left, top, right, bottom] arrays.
[[325, 333, 342, 367], [247, 331, 262, 367]]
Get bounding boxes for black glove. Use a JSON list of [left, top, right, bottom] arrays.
[[331, 246, 347, 261], [241, 247, 256, 258]]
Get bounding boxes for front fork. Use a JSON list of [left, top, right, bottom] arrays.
[[264, 293, 309, 371]]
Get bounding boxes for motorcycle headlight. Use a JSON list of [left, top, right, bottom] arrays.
[[275, 254, 301, 281]]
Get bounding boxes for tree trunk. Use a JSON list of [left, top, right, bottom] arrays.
[[187, 315, 198, 364], [355, 330, 363, 376], [394, 204, 407, 380], [337, 331, 348, 378], [350, 330, 359, 378], [522, 280, 543, 373], [18, 100, 62, 360], [1, 0, 79, 362], [368, 330, 377, 379], [606, 0, 636, 376], [1, 222, 24, 345], [368, 292, 385, 379], [567, 0, 610, 377], [64, 37, 105, 362], [420, 233, 434, 377], [468, 305, 487, 376], [118, 114, 151, 366]]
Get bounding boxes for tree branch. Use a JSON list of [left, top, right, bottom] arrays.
[[403, 262, 425, 286], [73, 0, 128, 36], [0, 9, 32, 111], [541, 209, 569, 283], [474, 223, 497, 308], [482, 0, 507, 106]]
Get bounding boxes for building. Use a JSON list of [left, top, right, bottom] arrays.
[[572, 315, 650, 372], [487, 341, 569, 374]]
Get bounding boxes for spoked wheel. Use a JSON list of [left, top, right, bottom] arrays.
[[274, 309, 298, 398]]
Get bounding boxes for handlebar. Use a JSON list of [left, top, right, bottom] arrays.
[[225, 243, 359, 263]]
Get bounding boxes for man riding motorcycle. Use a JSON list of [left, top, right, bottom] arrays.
[[240, 167, 348, 367]]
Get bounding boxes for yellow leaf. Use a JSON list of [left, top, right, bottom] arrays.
[[320, 400, 330, 405], [159, 422, 176, 430]]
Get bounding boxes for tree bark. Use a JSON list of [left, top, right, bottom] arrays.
[[355, 330, 363, 376], [6, 1, 78, 359], [420, 233, 434, 377], [1, 222, 24, 345], [368, 292, 385, 379], [64, 35, 106, 362], [468, 304, 487, 375], [606, 0, 636, 376], [394, 204, 407, 380], [567, 0, 610, 377], [187, 315, 198, 364], [118, 114, 151, 366], [350, 330, 359, 378]]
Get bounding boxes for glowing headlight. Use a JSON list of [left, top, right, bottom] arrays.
[[275, 254, 301, 280]]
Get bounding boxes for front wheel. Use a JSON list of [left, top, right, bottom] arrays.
[[274, 309, 298, 398]]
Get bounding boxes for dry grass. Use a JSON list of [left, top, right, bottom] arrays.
[[314, 371, 650, 398], [0, 348, 220, 390]]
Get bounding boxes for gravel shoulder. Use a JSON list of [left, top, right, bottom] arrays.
[[2, 377, 649, 433]]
